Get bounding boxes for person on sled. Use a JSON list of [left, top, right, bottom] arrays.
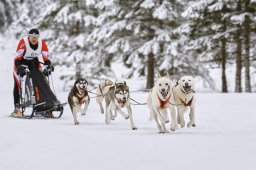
[[11, 28, 55, 118]]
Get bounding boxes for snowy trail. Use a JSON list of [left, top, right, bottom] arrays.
[[1, 36, 256, 170], [1, 92, 256, 170]]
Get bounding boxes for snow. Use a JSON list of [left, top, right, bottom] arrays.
[[230, 13, 248, 24], [1, 35, 256, 170], [140, 0, 155, 9], [85, 0, 96, 6], [153, 4, 168, 20]]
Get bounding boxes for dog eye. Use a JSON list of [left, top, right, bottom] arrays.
[[159, 84, 161, 86], [165, 83, 168, 86], [183, 80, 185, 82], [188, 80, 191, 81]]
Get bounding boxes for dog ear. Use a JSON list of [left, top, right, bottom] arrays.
[[166, 72, 171, 79], [175, 79, 179, 86], [155, 72, 161, 79], [177, 78, 182, 86], [124, 81, 126, 86]]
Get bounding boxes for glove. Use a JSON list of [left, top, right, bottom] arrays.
[[15, 60, 22, 67], [17, 66, 26, 76], [44, 60, 51, 66], [46, 65, 54, 72], [43, 65, 54, 76], [49, 65, 54, 72], [43, 69, 51, 76]]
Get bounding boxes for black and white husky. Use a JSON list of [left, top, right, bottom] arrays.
[[96, 79, 137, 130], [68, 78, 90, 125]]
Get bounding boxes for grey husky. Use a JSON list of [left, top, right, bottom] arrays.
[[96, 79, 137, 130]]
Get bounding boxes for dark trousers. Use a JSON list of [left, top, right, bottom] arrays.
[[13, 76, 19, 108]]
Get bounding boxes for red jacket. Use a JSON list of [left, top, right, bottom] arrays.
[[13, 38, 50, 89]]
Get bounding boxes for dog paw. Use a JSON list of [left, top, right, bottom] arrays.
[[180, 121, 185, 128], [132, 127, 137, 130], [165, 120, 169, 123], [81, 113, 86, 116], [170, 127, 176, 131], [158, 131, 164, 134], [74, 121, 79, 125], [125, 115, 129, 119], [187, 122, 196, 128]]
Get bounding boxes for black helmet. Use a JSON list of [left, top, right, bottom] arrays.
[[28, 28, 39, 35]]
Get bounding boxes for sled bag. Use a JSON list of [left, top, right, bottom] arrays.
[[29, 64, 58, 107]]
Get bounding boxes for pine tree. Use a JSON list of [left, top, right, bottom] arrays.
[[182, 0, 239, 92]]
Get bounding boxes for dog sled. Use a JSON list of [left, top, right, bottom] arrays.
[[16, 59, 66, 119]]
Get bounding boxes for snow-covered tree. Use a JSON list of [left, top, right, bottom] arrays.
[[88, 0, 201, 89], [38, 0, 104, 89]]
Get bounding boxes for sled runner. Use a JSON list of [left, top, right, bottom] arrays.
[[17, 59, 66, 119]]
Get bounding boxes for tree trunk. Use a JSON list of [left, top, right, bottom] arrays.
[[244, 11, 252, 92], [146, 52, 154, 89], [221, 19, 228, 93], [235, 0, 242, 92], [235, 25, 242, 92], [221, 37, 228, 93]]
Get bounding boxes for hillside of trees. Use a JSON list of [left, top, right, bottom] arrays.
[[1, 0, 256, 92]]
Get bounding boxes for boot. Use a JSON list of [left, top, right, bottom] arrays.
[[11, 108, 24, 118]]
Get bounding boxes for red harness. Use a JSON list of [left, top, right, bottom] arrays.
[[180, 97, 193, 106], [157, 95, 171, 109]]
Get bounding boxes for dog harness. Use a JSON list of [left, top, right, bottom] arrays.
[[75, 92, 88, 104], [157, 95, 171, 109], [179, 97, 193, 106]]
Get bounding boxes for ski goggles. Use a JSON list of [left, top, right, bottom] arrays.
[[29, 34, 40, 39]]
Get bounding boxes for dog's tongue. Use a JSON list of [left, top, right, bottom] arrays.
[[161, 92, 168, 98], [184, 86, 194, 93], [118, 99, 126, 104]]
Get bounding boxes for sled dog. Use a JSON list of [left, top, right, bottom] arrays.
[[96, 79, 137, 130], [147, 73, 177, 133], [68, 78, 90, 125], [171, 76, 196, 128], [96, 79, 114, 114]]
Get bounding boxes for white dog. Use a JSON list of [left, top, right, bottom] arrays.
[[147, 73, 177, 133], [171, 76, 196, 128]]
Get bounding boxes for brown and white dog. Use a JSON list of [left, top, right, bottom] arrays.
[[68, 78, 90, 125], [170, 76, 196, 128]]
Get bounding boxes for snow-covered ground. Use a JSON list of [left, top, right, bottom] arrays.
[[1, 35, 256, 170]]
